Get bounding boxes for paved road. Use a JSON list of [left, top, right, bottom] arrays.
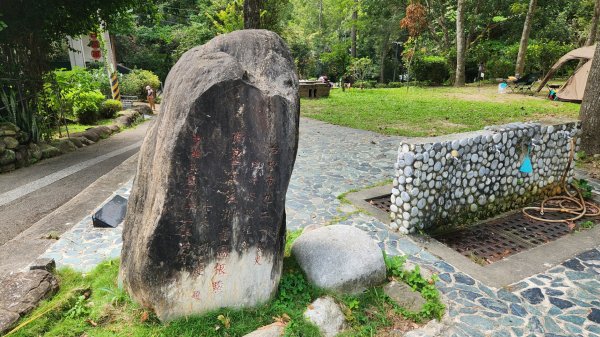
[[0, 120, 151, 246]]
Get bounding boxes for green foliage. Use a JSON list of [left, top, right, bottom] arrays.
[[64, 295, 91, 319], [11, 236, 446, 336], [120, 69, 160, 98], [0, 86, 39, 143], [574, 178, 593, 200], [320, 43, 352, 81], [72, 91, 104, 124], [412, 56, 450, 85], [354, 80, 374, 89], [99, 99, 123, 119], [348, 57, 375, 84], [388, 82, 403, 88], [579, 221, 596, 230], [384, 254, 445, 321], [207, 0, 244, 33], [43, 67, 104, 123]]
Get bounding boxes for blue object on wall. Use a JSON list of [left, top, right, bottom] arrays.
[[520, 147, 533, 174]]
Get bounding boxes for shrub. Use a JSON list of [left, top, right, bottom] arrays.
[[485, 59, 513, 79], [73, 90, 104, 124], [388, 82, 402, 88], [375, 83, 388, 88], [100, 99, 123, 119], [120, 69, 160, 99], [355, 80, 374, 89], [44, 67, 103, 120], [412, 55, 450, 85]]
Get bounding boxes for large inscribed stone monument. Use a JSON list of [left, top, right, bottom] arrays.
[[120, 30, 299, 321]]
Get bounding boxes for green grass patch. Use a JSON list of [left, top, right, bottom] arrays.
[[301, 86, 580, 137], [53, 119, 114, 138], [7, 234, 444, 337]]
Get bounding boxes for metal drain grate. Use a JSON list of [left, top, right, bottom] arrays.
[[367, 194, 392, 213], [364, 193, 598, 265], [434, 210, 598, 264]]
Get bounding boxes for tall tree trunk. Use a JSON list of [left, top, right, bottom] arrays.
[[585, 0, 600, 46], [244, 0, 261, 29], [379, 32, 390, 83], [515, 0, 537, 77], [577, 0, 600, 68], [580, 42, 600, 155], [351, 0, 357, 58], [454, 0, 465, 87]]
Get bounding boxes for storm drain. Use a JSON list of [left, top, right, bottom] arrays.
[[433, 210, 598, 264], [366, 194, 393, 212], [365, 193, 598, 265]]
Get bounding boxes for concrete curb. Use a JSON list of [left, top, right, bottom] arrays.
[[0, 153, 139, 277]]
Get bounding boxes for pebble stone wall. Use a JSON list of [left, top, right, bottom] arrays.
[[390, 122, 581, 234]]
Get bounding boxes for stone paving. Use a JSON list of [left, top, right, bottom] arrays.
[[41, 118, 600, 336]]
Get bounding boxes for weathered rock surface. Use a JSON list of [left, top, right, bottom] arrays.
[[0, 149, 15, 165], [2, 136, 19, 149], [52, 139, 77, 154], [383, 281, 426, 312], [292, 225, 386, 294], [120, 29, 299, 321], [0, 270, 59, 333], [132, 105, 153, 115], [303, 296, 347, 337], [115, 110, 142, 127], [76, 129, 100, 142], [243, 322, 286, 337], [39, 144, 61, 159], [27, 143, 42, 160], [94, 125, 112, 138], [66, 137, 84, 148]]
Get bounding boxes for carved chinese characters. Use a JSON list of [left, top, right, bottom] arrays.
[[119, 30, 299, 321]]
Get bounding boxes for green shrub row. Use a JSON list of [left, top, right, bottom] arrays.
[[43, 67, 158, 125]]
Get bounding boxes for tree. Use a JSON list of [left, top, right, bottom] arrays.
[[0, 0, 140, 81], [579, 42, 600, 155], [515, 0, 537, 77], [351, 0, 358, 58], [348, 57, 374, 87], [455, 0, 466, 86], [584, 0, 600, 47], [244, 0, 262, 29], [577, 0, 600, 69]]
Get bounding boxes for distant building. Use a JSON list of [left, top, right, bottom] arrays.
[[67, 31, 116, 72], [67, 31, 120, 100]]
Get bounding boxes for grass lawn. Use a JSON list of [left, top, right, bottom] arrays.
[[53, 119, 114, 139], [300, 85, 581, 137], [5, 232, 443, 337]]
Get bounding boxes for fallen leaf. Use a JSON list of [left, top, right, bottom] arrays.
[[85, 319, 97, 327], [140, 311, 149, 323], [567, 221, 576, 231], [307, 304, 314, 310]]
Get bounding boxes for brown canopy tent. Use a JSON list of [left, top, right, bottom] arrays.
[[536, 44, 596, 102]]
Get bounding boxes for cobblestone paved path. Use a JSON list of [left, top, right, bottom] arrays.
[[42, 118, 600, 336]]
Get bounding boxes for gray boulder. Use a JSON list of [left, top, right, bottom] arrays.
[[0, 270, 59, 333], [303, 296, 347, 337], [39, 144, 61, 159], [120, 29, 299, 321], [52, 139, 77, 154], [0, 149, 15, 165], [292, 225, 386, 294], [243, 322, 286, 337], [2, 136, 19, 149], [383, 281, 426, 312]]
